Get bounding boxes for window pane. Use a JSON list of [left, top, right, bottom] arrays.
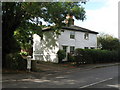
[[70, 46, 75, 54], [70, 31, 75, 39], [84, 47, 89, 49], [63, 46, 67, 52], [84, 33, 89, 40], [90, 47, 95, 49]]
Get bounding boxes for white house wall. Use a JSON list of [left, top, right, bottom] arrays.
[[33, 29, 98, 63], [33, 31, 59, 63], [58, 29, 97, 51]]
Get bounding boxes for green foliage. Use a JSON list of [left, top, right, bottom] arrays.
[[74, 48, 86, 66], [5, 52, 27, 70], [71, 6, 86, 20], [74, 48, 118, 66], [97, 33, 119, 51], [118, 45, 120, 61], [67, 53, 75, 62], [14, 27, 33, 50], [2, 2, 86, 36], [19, 51, 29, 56], [57, 50, 66, 63], [2, 2, 87, 68]]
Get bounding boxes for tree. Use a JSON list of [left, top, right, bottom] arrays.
[[2, 2, 87, 67], [97, 33, 119, 51]]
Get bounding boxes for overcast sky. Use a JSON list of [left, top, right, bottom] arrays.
[[74, 0, 119, 38]]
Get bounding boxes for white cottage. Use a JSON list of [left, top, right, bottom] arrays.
[[32, 25, 98, 63], [33, 14, 98, 63]]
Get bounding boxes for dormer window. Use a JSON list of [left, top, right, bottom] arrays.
[[84, 33, 89, 40], [70, 31, 75, 39]]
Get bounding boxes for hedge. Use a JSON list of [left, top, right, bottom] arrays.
[[74, 48, 118, 65], [5, 52, 27, 70]]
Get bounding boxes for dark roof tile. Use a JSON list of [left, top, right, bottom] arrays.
[[42, 25, 99, 34]]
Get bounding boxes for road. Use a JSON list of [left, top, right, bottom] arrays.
[[2, 64, 120, 88]]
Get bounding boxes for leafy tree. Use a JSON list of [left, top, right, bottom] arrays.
[[97, 33, 119, 51], [2, 2, 87, 67]]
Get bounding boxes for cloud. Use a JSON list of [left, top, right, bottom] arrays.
[[75, 0, 119, 37]]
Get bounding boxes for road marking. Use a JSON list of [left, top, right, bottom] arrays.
[[107, 84, 120, 88], [79, 78, 113, 88]]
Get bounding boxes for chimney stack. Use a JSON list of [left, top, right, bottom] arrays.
[[65, 14, 74, 26]]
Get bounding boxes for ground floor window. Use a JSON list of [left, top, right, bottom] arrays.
[[62, 46, 67, 53], [84, 47, 89, 49], [90, 47, 95, 49], [70, 46, 75, 54]]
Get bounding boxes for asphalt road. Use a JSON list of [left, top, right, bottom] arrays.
[[2, 64, 120, 88]]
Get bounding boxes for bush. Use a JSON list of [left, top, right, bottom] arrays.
[[118, 47, 120, 62], [74, 49, 88, 66], [5, 52, 27, 70], [74, 48, 118, 65], [67, 53, 75, 62], [57, 50, 66, 63]]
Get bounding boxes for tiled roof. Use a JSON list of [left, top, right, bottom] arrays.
[[42, 25, 99, 34], [62, 25, 98, 34]]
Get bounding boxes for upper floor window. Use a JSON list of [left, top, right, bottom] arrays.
[[70, 31, 75, 39], [84, 33, 89, 40]]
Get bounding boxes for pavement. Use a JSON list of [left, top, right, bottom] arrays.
[[2, 62, 120, 80]]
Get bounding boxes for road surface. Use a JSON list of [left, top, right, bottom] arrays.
[[2, 64, 120, 88]]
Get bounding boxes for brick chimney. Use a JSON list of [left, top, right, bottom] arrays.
[[65, 14, 74, 26]]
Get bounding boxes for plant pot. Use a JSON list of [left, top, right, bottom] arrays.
[[21, 55, 27, 59]]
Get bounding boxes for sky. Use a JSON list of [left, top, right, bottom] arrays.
[[74, 0, 120, 38]]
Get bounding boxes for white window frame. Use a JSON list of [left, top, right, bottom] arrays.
[[70, 31, 75, 39], [70, 46, 75, 54], [84, 33, 89, 40]]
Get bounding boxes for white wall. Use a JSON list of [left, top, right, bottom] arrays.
[[33, 31, 59, 63], [33, 29, 98, 63], [58, 30, 98, 52]]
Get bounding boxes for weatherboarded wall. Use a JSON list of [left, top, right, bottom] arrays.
[[58, 29, 98, 52], [33, 31, 59, 63], [33, 29, 97, 63]]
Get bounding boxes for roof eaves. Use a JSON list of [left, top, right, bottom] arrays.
[[62, 27, 99, 34], [42, 26, 99, 34]]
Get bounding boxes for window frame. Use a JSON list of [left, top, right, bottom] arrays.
[[70, 46, 75, 54], [70, 31, 75, 39], [90, 47, 95, 49], [84, 32, 89, 40], [62, 46, 68, 53], [84, 47, 89, 49]]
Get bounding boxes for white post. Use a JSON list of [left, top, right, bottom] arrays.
[[27, 56, 32, 72]]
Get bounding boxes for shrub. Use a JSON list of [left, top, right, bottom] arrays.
[[74, 49, 86, 66], [74, 48, 118, 65], [67, 53, 75, 62], [5, 52, 27, 70], [57, 50, 66, 63]]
